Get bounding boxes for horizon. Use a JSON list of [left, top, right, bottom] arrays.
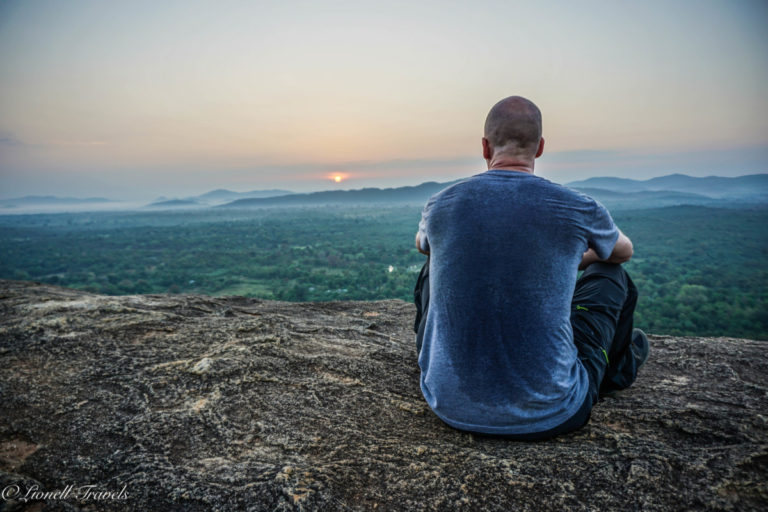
[[4, 157, 768, 203], [1, 1, 767, 200], [1, 171, 765, 209]]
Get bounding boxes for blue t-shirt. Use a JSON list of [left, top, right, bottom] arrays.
[[417, 170, 619, 435]]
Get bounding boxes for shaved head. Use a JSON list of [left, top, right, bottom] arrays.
[[484, 96, 542, 158]]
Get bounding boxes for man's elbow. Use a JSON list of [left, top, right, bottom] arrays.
[[615, 250, 632, 264], [613, 238, 633, 263], [415, 233, 430, 255]]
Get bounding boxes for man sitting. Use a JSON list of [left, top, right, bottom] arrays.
[[413, 96, 649, 440]]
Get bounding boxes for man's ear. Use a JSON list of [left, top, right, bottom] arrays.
[[535, 137, 545, 158], [482, 137, 492, 160]]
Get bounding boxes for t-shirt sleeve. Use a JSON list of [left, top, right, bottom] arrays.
[[588, 200, 619, 260], [417, 195, 436, 252]]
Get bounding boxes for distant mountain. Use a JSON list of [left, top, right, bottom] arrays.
[[573, 188, 721, 210], [145, 199, 202, 208], [218, 174, 768, 210], [567, 173, 768, 200], [143, 189, 294, 209], [191, 188, 293, 204], [0, 195, 114, 207], [217, 181, 463, 208], [8, 174, 763, 214]]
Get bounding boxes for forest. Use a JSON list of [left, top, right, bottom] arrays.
[[1, 204, 766, 340]]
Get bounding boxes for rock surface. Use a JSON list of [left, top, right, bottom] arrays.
[[0, 279, 766, 511]]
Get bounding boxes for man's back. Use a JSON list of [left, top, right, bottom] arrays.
[[417, 170, 618, 435]]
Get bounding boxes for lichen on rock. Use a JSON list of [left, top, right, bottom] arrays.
[[0, 279, 766, 511]]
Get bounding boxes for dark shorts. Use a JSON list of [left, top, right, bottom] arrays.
[[413, 259, 639, 440]]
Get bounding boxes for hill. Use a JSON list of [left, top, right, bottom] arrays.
[[567, 173, 768, 200], [216, 174, 768, 210], [145, 199, 203, 208], [1, 280, 765, 510], [0, 195, 114, 205], [0, 196, 117, 212], [146, 189, 295, 209], [192, 189, 294, 204], [572, 187, 720, 209], [217, 181, 463, 208]]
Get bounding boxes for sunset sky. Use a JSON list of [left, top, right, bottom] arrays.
[[1, 0, 767, 200]]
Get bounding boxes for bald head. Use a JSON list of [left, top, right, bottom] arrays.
[[483, 96, 542, 159]]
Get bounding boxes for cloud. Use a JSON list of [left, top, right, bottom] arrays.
[[337, 156, 481, 172], [542, 150, 626, 163], [44, 140, 110, 147], [537, 145, 768, 182], [0, 133, 26, 147], [0, 133, 110, 149]]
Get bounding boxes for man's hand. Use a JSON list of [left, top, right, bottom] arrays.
[[579, 229, 633, 270], [415, 233, 430, 255], [578, 248, 600, 270]]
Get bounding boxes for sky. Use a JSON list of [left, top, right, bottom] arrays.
[[1, 0, 767, 200]]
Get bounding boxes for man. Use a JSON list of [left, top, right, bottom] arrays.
[[413, 96, 649, 440]]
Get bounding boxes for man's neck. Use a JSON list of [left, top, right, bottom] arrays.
[[485, 157, 535, 174]]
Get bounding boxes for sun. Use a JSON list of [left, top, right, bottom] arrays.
[[327, 172, 348, 184]]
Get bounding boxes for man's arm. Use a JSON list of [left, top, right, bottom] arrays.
[[579, 229, 633, 270], [415, 233, 430, 255]]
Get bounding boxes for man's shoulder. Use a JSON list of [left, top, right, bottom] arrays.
[[544, 179, 601, 204], [422, 173, 607, 225], [427, 171, 598, 205], [422, 176, 475, 209], [426, 171, 518, 200], [430, 175, 475, 196]]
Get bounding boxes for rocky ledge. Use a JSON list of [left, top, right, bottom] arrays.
[[0, 280, 766, 511]]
